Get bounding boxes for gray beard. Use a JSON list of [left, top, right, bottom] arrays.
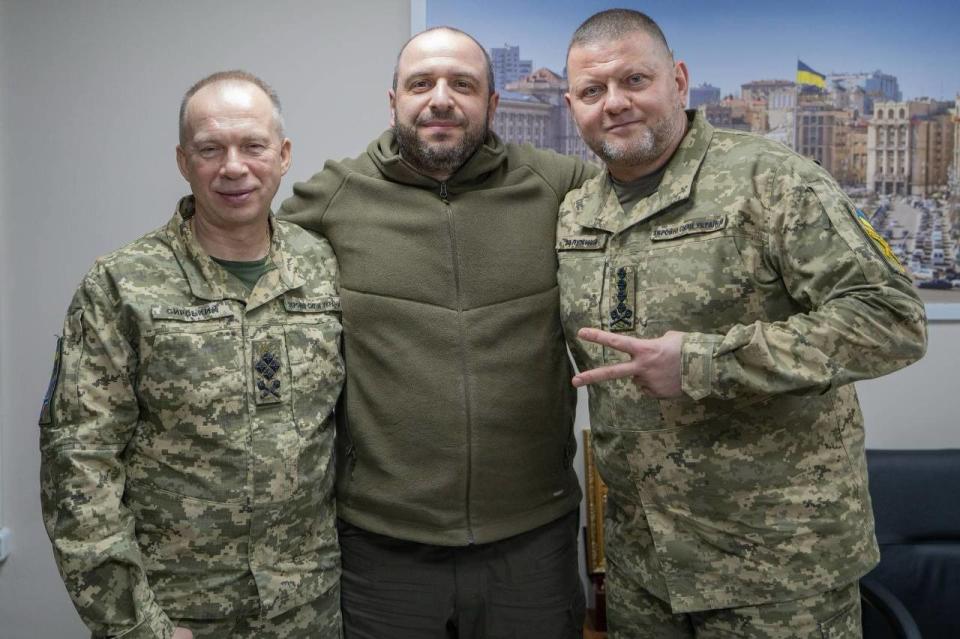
[[394, 118, 487, 178], [590, 105, 683, 168]]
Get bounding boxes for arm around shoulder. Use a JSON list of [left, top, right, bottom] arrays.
[[278, 158, 356, 233], [525, 146, 602, 202]]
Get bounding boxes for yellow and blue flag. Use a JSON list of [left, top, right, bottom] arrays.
[[796, 60, 826, 89]]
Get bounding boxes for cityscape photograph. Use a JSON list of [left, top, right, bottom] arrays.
[[428, 0, 960, 306]]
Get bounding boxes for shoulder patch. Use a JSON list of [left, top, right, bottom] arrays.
[[855, 209, 905, 274], [38, 336, 63, 426]]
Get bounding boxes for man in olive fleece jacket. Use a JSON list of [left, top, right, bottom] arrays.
[[280, 27, 597, 639]]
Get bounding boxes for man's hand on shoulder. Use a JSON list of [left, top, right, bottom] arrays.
[[172, 627, 194, 639], [572, 328, 684, 398]]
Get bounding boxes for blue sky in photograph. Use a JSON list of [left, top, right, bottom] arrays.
[[427, 0, 960, 101]]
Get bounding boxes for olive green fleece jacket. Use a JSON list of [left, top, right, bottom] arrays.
[[280, 130, 597, 545]]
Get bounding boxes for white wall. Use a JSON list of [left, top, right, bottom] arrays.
[[857, 321, 960, 448], [0, 2, 408, 636], [0, 0, 9, 558]]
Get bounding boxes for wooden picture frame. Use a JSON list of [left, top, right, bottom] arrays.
[[583, 429, 607, 575]]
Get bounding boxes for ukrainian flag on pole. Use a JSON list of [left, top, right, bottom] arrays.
[[796, 60, 826, 88]]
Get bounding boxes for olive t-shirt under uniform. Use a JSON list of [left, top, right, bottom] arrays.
[[212, 255, 272, 290], [610, 162, 669, 212]]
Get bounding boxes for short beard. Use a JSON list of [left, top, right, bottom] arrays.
[[394, 113, 488, 178], [589, 103, 684, 169]]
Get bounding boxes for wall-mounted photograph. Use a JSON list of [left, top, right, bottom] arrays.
[[426, 0, 960, 317]]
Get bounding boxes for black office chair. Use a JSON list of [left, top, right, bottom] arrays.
[[862, 449, 960, 639], [860, 576, 921, 639]]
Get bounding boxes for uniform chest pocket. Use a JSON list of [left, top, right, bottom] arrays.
[[557, 252, 605, 368], [638, 232, 766, 333], [284, 312, 344, 431], [134, 321, 248, 502]]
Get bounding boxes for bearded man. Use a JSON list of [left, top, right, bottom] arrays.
[[280, 26, 597, 639], [557, 9, 927, 638]]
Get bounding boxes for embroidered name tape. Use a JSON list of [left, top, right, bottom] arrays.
[[651, 216, 727, 241], [284, 297, 341, 313], [557, 235, 607, 250], [151, 302, 233, 321]]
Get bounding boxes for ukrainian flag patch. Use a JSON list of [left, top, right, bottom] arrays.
[[855, 209, 904, 274]]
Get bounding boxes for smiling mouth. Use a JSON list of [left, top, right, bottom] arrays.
[[606, 120, 643, 133], [218, 189, 254, 204]]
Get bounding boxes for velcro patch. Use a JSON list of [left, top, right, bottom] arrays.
[[283, 296, 341, 313], [252, 338, 285, 405], [651, 216, 727, 241], [609, 266, 636, 332], [151, 302, 233, 321], [557, 235, 607, 251], [855, 209, 905, 274]]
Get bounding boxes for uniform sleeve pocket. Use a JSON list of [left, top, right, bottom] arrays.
[[808, 181, 909, 284]]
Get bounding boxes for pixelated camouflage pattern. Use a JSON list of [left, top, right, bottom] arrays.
[[173, 583, 342, 639], [605, 540, 861, 639], [40, 196, 344, 639], [557, 112, 927, 613]]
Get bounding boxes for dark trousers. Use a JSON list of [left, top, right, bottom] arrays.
[[338, 510, 585, 639]]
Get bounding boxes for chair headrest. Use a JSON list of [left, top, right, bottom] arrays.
[[867, 449, 960, 544]]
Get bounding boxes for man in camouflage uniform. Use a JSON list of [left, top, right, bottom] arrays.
[[558, 10, 927, 638], [40, 71, 344, 639]]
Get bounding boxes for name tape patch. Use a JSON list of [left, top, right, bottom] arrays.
[[557, 235, 607, 251], [151, 302, 233, 321], [284, 297, 341, 313], [651, 216, 727, 241]]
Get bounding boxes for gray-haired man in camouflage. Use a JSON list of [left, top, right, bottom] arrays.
[[558, 9, 927, 639], [40, 71, 344, 639]]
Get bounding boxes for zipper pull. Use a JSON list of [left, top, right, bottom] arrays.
[[440, 182, 448, 201]]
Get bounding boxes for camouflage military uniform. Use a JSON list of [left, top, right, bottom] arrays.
[[557, 113, 926, 634], [40, 197, 345, 639]]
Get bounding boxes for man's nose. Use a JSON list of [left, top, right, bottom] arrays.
[[603, 85, 630, 116], [220, 148, 248, 178], [428, 80, 455, 111]]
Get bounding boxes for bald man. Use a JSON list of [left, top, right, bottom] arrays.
[[281, 27, 597, 639]]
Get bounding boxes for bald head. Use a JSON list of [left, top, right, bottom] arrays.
[[568, 9, 673, 64], [393, 27, 495, 96]]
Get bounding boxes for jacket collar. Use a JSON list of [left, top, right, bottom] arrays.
[[367, 128, 509, 192], [574, 110, 714, 236], [163, 196, 305, 310]]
